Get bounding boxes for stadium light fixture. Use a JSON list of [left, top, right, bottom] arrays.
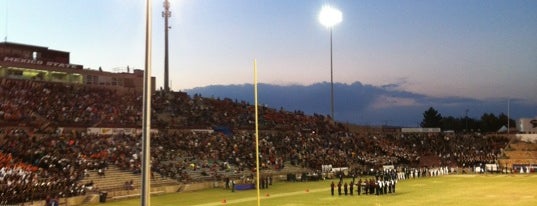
[[319, 5, 342, 28], [318, 5, 342, 120]]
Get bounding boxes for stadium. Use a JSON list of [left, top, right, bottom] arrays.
[[1, 40, 537, 205], [2, 0, 537, 205]]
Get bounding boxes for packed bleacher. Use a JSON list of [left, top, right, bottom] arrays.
[[0, 78, 515, 204]]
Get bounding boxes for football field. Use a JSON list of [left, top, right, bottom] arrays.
[[97, 174, 537, 206]]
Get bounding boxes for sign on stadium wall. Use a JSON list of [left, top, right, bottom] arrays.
[[190, 129, 214, 133], [383, 165, 395, 171], [322, 164, 333, 173], [401, 128, 441, 133], [485, 164, 499, 172], [86, 127, 158, 135], [331, 167, 349, 173], [2, 56, 83, 69]]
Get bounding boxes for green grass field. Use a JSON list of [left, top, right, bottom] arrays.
[[97, 174, 537, 206]]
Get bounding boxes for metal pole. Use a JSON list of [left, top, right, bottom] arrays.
[[141, 0, 152, 205], [254, 59, 261, 206], [330, 28, 334, 120], [465, 109, 468, 132], [163, 0, 171, 92], [507, 98, 510, 134]]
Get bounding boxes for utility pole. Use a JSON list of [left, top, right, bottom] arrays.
[[507, 99, 510, 134], [465, 109, 469, 132]]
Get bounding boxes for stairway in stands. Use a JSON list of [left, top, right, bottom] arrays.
[[81, 165, 179, 192], [499, 141, 537, 169]]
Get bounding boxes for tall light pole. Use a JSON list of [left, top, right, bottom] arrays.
[[162, 0, 171, 92], [319, 5, 342, 120]]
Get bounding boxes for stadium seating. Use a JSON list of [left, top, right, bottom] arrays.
[[499, 142, 537, 169], [0, 77, 529, 205]]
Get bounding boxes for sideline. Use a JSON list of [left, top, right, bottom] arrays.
[[191, 188, 329, 206]]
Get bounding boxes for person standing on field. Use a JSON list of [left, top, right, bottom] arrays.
[[331, 181, 335, 196], [357, 179, 362, 195], [349, 181, 354, 196], [338, 181, 342, 196]]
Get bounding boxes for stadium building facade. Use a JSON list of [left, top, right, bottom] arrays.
[[518, 118, 537, 134], [0, 42, 154, 93]]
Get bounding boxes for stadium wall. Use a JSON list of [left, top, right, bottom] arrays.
[[516, 134, 537, 143]]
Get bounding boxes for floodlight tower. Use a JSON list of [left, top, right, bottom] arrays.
[[162, 0, 171, 91], [319, 5, 342, 120]]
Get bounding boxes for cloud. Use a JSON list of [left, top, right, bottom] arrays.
[[370, 95, 421, 109], [380, 77, 409, 91], [186, 81, 537, 126]]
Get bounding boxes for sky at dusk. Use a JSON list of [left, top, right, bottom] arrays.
[[2, 0, 536, 103]]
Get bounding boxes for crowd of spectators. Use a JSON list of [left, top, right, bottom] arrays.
[[0, 130, 87, 204], [0, 78, 141, 128], [384, 133, 509, 167], [0, 78, 512, 204]]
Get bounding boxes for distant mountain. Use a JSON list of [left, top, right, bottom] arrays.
[[185, 82, 537, 127]]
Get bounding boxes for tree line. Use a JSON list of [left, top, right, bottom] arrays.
[[420, 107, 515, 133]]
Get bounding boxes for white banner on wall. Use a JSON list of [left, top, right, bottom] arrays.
[[401, 128, 441, 133], [86, 128, 158, 135]]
